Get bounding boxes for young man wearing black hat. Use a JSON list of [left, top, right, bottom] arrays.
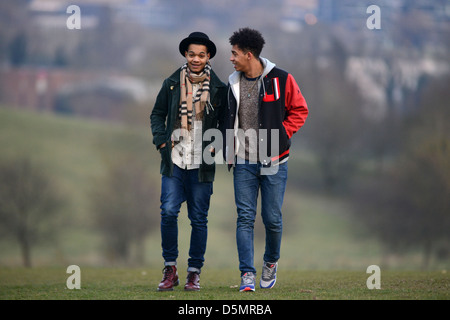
[[150, 32, 227, 291]]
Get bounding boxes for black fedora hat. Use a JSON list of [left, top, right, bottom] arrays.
[[179, 32, 217, 59]]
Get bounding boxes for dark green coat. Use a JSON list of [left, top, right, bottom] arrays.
[[150, 67, 227, 182]]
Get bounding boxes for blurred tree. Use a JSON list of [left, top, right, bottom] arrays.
[[302, 33, 366, 191], [352, 75, 450, 269], [8, 32, 27, 67], [0, 1, 29, 65], [91, 157, 158, 265], [0, 157, 64, 267], [354, 135, 450, 269], [54, 47, 68, 67]]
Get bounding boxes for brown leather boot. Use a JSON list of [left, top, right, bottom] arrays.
[[184, 272, 200, 291], [157, 265, 179, 291]]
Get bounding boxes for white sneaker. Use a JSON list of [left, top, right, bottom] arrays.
[[260, 262, 278, 289], [239, 272, 256, 292]]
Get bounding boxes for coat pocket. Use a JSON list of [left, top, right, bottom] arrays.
[[159, 143, 172, 174]]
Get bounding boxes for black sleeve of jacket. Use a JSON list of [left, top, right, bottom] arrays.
[[218, 84, 230, 160], [217, 84, 228, 130], [150, 79, 169, 150]]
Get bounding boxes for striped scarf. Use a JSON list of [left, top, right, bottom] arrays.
[[179, 62, 211, 130]]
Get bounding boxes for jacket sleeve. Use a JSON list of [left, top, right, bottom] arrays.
[[283, 73, 308, 139], [217, 84, 228, 133], [150, 80, 170, 149]]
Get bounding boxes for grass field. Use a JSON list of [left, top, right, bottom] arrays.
[[0, 267, 448, 300]]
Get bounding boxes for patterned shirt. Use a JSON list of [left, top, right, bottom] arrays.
[[237, 74, 260, 162]]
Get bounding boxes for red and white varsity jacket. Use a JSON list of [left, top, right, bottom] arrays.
[[222, 58, 309, 167]]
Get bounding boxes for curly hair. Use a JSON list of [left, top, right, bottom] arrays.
[[229, 27, 265, 58]]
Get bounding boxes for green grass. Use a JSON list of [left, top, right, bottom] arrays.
[[0, 267, 448, 300]]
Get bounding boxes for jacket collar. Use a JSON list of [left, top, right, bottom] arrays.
[[228, 57, 276, 104], [228, 57, 276, 85]]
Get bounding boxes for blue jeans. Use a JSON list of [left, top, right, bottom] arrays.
[[233, 160, 288, 275], [160, 165, 213, 272]]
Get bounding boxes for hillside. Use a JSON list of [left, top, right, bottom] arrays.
[[0, 107, 425, 270]]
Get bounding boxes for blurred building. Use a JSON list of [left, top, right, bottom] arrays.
[[0, 67, 148, 118], [28, 0, 176, 30], [1, 0, 448, 120]]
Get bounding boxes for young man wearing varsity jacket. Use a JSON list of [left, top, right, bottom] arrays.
[[222, 27, 309, 292], [150, 32, 227, 292]]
